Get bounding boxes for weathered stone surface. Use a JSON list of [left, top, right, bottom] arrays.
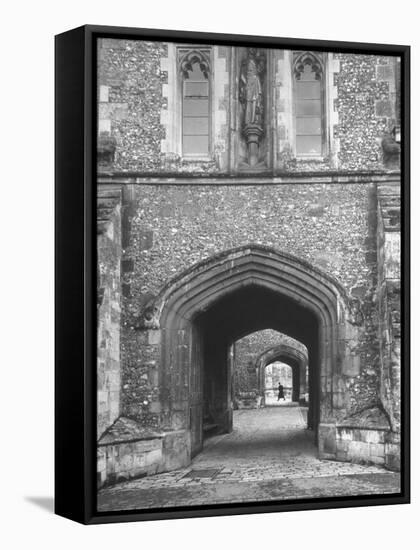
[[97, 438, 163, 487], [233, 330, 307, 407], [95, 43, 402, 480], [98, 39, 167, 172], [110, 181, 398, 466], [98, 43, 399, 174], [98, 416, 162, 445], [160, 430, 191, 472], [97, 190, 122, 438], [123, 184, 376, 300], [98, 408, 400, 511], [318, 424, 337, 458], [338, 406, 390, 430], [377, 185, 401, 434], [334, 54, 397, 171]]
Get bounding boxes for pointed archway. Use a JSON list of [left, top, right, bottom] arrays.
[[140, 244, 358, 460], [255, 341, 308, 408]]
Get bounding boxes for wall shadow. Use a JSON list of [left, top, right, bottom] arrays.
[[25, 496, 54, 514]]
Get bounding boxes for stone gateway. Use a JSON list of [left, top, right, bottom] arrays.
[[96, 39, 401, 492]]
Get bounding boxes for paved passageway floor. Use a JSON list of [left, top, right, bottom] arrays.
[[98, 407, 400, 511]]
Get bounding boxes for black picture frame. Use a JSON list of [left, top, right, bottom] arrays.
[[55, 24, 410, 525]]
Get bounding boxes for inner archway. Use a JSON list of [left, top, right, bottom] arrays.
[[153, 245, 353, 460], [195, 284, 319, 455], [231, 329, 308, 410], [256, 339, 309, 407], [264, 361, 295, 405]]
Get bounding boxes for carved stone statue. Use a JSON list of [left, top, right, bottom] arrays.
[[242, 58, 262, 125], [239, 50, 265, 168]]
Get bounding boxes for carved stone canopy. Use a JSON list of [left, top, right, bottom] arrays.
[[293, 52, 323, 80], [178, 48, 211, 80], [244, 48, 266, 74]]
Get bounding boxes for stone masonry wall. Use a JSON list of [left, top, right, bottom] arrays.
[[334, 54, 398, 170], [98, 39, 167, 172], [120, 182, 380, 425], [98, 40, 398, 174], [233, 330, 305, 402], [377, 183, 401, 436], [95, 41, 401, 472], [97, 196, 122, 438]]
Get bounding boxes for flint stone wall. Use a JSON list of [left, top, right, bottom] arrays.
[[118, 182, 379, 427], [233, 330, 306, 407], [334, 54, 398, 170], [95, 40, 401, 473], [98, 41, 398, 174]]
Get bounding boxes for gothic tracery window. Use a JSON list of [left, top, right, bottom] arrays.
[[293, 52, 324, 156], [179, 48, 211, 157]]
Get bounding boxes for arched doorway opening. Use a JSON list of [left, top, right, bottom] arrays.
[[194, 284, 318, 455], [255, 340, 309, 409], [264, 362, 295, 405], [231, 329, 308, 410], [150, 245, 353, 459]]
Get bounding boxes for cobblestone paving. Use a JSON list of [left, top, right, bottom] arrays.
[[98, 407, 400, 511]]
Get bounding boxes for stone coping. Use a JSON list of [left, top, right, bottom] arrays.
[[337, 407, 391, 431], [98, 417, 188, 447], [98, 417, 163, 446]]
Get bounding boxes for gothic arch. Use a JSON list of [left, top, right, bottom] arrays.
[[178, 48, 211, 80], [293, 51, 324, 80], [255, 342, 309, 405], [140, 244, 358, 458], [150, 244, 349, 325]]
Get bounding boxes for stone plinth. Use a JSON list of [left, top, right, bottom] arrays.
[[97, 417, 191, 488], [243, 124, 263, 167]]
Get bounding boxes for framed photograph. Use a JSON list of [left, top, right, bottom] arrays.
[[55, 25, 410, 524]]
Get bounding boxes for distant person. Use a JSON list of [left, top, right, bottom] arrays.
[[277, 383, 285, 401]]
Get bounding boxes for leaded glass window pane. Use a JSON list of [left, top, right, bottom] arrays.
[[296, 135, 322, 155], [184, 81, 209, 97], [183, 117, 209, 135], [296, 81, 320, 99], [296, 117, 322, 135], [183, 136, 209, 154], [296, 99, 321, 116], [182, 61, 209, 156], [183, 98, 209, 117], [295, 57, 323, 156]]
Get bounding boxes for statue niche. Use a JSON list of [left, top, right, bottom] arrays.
[[239, 49, 266, 168]]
